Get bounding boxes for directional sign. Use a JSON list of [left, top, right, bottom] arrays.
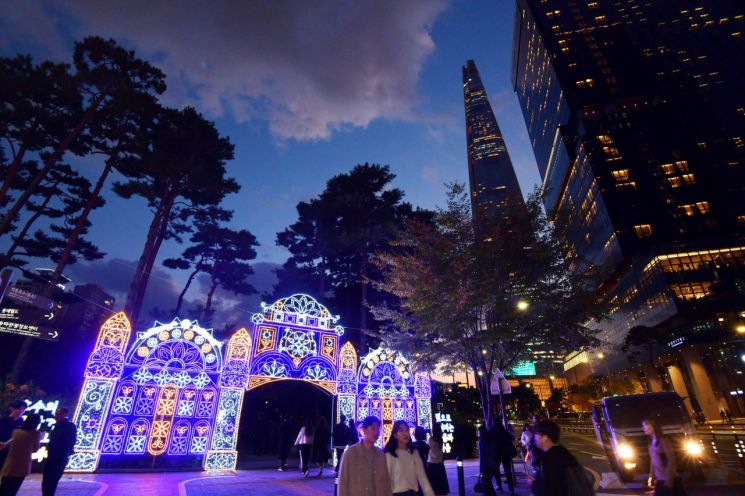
[[0, 306, 60, 324], [0, 318, 60, 341], [4, 286, 56, 310]]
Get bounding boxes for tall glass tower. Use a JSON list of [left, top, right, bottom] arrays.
[[463, 60, 523, 218]]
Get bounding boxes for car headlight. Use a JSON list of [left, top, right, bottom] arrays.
[[684, 440, 703, 456], [618, 442, 634, 460]]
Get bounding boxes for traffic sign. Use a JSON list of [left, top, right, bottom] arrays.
[[4, 286, 57, 310], [0, 318, 60, 341], [0, 306, 60, 324]]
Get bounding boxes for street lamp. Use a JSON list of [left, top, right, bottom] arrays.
[[516, 300, 530, 311], [736, 325, 745, 334]]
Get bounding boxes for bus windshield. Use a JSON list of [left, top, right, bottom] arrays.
[[604, 395, 689, 428]]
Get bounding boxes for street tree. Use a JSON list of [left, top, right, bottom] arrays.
[[2, 162, 105, 267], [0, 36, 166, 237], [274, 163, 425, 349], [114, 106, 238, 326], [369, 183, 604, 428]]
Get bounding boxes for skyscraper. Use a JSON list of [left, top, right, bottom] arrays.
[[512, 0, 745, 418], [463, 60, 523, 217]]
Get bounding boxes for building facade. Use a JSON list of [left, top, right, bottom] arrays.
[[463, 60, 524, 217], [512, 0, 745, 417]]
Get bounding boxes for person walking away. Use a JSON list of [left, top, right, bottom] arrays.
[[492, 422, 516, 494], [0, 402, 27, 472], [337, 416, 392, 496], [277, 416, 291, 471], [0, 412, 41, 496], [348, 418, 359, 443], [532, 420, 593, 496], [332, 414, 350, 474], [412, 426, 429, 466], [42, 407, 77, 496], [294, 418, 314, 478], [477, 426, 497, 495], [312, 416, 330, 477], [642, 418, 686, 496], [725, 409, 734, 424], [426, 423, 450, 495], [385, 420, 434, 496], [719, 409, 727, 423]]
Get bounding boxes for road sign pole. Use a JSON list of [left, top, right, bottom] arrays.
[[0, 269, 13, 304]]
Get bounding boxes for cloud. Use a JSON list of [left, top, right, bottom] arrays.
[[64, 258, 279, 331], [1, 0, 448, 141]]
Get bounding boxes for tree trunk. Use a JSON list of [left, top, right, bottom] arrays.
[[175, 265, 201, 315], [0, 143, 27, 205], [124, 205, 165, 320], [359, 259, 368, 353], [0, 93, 106, 235], [203, 274, 219, 323], [318, 258, 326, 296], [2, 180, 58, 265], [126, 190, 175, 327], [44, 160, 113, 295]]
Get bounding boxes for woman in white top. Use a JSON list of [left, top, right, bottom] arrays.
[[384, 420, 435, 496], [294, 418, 314, 478]]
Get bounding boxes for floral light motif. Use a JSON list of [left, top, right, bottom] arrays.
[[278, 329, 317, 365]]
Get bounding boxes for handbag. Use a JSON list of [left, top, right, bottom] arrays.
[[473, 474, 484, 493]]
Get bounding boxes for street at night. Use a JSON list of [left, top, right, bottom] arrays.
[[2, 1, 745, 495]]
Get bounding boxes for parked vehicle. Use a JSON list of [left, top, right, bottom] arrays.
[[591, 392, 705, 482]]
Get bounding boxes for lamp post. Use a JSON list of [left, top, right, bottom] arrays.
[[597, 352, 613, 392]]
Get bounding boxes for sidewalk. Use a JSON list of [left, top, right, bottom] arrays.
[[13, 458, 745, 496]]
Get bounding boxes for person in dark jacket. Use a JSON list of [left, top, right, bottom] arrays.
[[332, 415, 350, 474], [0, 401, 27, 471], [477, 425, 497, 496], [277, 416, 291, 471], [41, 407, 77, 496], [312, 416, 330, 477], [492, 422, 516, 494], [348, 418, 359, 444], [412, 426, 430, 465], [532, 420, 583, 496]]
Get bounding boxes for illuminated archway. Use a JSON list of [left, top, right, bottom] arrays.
[[67, 295, 431, 472]]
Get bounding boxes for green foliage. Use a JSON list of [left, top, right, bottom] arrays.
[[370, 183, 605, 425]]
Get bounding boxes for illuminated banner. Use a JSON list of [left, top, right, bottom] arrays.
[[434, 412, 454, 455]]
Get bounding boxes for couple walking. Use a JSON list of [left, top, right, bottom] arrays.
[[293, 417, 331, 477], [338, 417, 447, 496]]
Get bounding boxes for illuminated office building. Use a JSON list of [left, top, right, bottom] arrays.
[[463, 60, 523, 217], [512, 0, 745, 416]]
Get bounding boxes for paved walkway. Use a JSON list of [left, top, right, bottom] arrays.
[[13, 459, 745, 496]]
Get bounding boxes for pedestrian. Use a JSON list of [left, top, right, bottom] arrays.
[[520, 423, 533, 454], [412, 426, 429, 466], [337, 416, 392, 496], [725, 409, 733, 424], [492, 422, 516, 494], [0, 412, 41, 496], [312, 416, 330, 477], [719, 409, 727, 423], [385, 420, 434, 496], [348, 417, 359, 443], [294, 418, 314, 478], [41, 407, 77, 496], [477, 425, 497, 495], [277, 416, 291, 471], [0, 402, 27, 472], [642, 417, 685, 496], [426, 423, 450, 495], [332, 414, 350, 474], [532, 420, 593, 496]]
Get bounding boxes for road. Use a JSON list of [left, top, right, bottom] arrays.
[[561, 429, 745, 494]]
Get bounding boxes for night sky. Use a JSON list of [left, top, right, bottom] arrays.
[[0, 0, 540, 323]]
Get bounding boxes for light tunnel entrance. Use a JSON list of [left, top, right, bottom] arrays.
[[66, 294, 431, 472]]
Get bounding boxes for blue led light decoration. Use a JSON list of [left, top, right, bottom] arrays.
[[67, 294, 431, 472], [356, 348, 432, 446]]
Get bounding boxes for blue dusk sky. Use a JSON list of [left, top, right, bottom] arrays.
[[0, 1, 541, 321]]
